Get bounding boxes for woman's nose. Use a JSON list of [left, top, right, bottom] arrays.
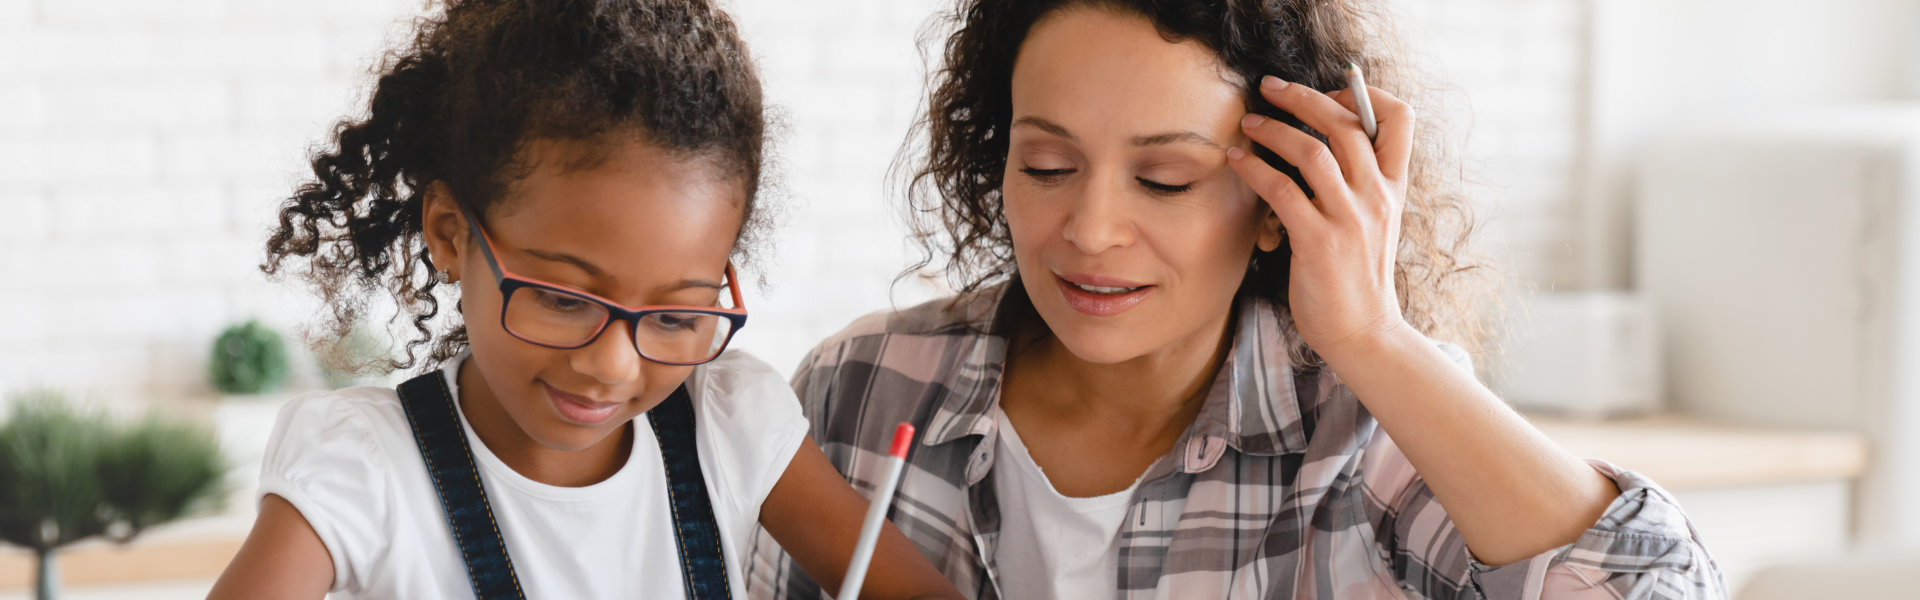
[[1060, 176, 1138, 254]]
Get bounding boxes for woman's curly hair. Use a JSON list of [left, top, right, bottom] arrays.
[[262, 0, 770, 373], [902, 0, 1496, 360]]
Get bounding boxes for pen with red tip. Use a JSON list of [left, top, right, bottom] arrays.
[[836, 422, 915, 600]]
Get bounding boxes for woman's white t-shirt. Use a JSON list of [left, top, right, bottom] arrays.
[[990, 405, 1141, 600], [257, 350, 809, 599]]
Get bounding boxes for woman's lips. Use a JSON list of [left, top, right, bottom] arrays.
[[1054, 273, 1154, 317], [544, 382, 621, 425]]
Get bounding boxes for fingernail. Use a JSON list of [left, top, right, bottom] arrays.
[[1262, 75, 1289, 91], [1226, 147, 1246, 161], [1240, 113, 1265, 129]]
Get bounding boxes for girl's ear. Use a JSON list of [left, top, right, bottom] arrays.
[[1255, 207, 1284, 252], [420, 181, 468, 282]]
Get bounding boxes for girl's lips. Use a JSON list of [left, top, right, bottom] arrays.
[[544, 382, 621, 425], [1054, 274, 1154, 316]]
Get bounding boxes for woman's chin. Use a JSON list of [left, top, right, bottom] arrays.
[[1047, 327, 1153, 365]]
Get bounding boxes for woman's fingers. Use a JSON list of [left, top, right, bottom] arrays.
[[1238, 111, 1354, 220], [1255, 76, 1378, 182], [1329, 85, 1415, 183], [1227, 145, 1323, 238]]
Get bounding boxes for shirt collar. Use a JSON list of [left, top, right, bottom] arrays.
[[920, 282, 1314, 468], [921, 284, 1016, 448]]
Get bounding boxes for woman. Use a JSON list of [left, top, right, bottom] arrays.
[[748, 0, 1722, 598]]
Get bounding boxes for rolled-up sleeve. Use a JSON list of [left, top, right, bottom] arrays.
[[1366, 343, 1726, 598], [1464, 461, 1726, 599], [1375, 455, 1726, 599]]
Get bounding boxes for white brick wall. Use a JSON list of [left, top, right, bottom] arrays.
[[0, 0, 412, 405], [1396, 0, 1588, 288], [0, 0, 1589, 405]]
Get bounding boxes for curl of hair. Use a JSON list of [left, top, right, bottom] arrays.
[[262, 0, 770, 373], [899, 0, 1497, 363]]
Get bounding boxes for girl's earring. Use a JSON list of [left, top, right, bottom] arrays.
[[436, 269, 455, 284]]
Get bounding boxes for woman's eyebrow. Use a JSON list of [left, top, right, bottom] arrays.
[[1131, 131, 1222, 149], [1011, 116, 1075, 140], [1013, 116, 1220, 150]]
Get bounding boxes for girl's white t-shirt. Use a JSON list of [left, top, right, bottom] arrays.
[[257, 350, 809, 599]]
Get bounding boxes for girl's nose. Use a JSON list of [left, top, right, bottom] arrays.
[[570, 321, 643, 386]]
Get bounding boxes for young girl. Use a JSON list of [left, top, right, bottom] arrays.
[[749, 0, 1722, 598], [209, 1, 962, 598]]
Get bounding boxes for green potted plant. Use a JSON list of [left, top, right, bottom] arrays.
[[209, 319, 291, 395], [0, 391, 227, 600]]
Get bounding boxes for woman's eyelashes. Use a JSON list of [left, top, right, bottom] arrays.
[[1016, 166, 1196, 195], [1019, 166, 1074, 183], [1136, 177, 1193, 195]]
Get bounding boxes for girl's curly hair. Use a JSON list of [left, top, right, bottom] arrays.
[[262, 0, 770, 373], [902, 0, 1496, 360]]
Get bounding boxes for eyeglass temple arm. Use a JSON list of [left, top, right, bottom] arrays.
[[457, 205, 508, 283], [724, 263, 746, 311]]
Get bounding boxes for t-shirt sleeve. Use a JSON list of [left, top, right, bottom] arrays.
[[694, 350, 812, 528], [256, 391, 395, 593]]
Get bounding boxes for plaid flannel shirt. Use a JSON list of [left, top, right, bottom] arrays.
[[746, 284, 1725, 599]]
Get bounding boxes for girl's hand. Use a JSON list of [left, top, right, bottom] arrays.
[[1226, 75, 1416, 357]]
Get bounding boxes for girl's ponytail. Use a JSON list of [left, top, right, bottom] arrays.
[[262, 45, 456, 373]]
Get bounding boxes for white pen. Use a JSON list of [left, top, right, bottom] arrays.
[[837, 422, 916, 600], [1346, 62, 1377, 141]]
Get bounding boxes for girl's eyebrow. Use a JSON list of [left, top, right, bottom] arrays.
[[525, 249, 608, 277], [524, 249, 724, 291]]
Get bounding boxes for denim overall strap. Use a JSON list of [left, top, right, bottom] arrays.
[[396, 371, 527, 600], [645, 384, 733, 599]]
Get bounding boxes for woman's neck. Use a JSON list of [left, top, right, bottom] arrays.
[[994, 310, 1235, 497], [455, 360, 632, 488], [1003, 310, 1235, 443]]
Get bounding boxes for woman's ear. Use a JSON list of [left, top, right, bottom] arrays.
[[1255, 207, 1284, 252], [420, 181, 467, 282]]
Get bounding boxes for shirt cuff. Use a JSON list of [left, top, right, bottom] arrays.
[[1467, 460, 1726, 598]]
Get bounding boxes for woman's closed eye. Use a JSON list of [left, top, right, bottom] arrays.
[[1136, 177, 1194, 195], [1019, 166, 1075, 183], [1020, 167, 1195, 195]]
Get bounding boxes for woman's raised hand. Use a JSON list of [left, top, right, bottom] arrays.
[[1226, 75, 1416, 357]]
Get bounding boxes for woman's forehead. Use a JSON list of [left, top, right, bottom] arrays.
[[1011, 8, 1244, 142]]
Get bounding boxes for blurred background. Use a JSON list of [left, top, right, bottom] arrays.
[[1, 0, 1917, 597]]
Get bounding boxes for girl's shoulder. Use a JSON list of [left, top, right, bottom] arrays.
[[254, 385, 424, 589], [258, 385, 420, 494], [684, 350, 811, 521], [265, 385, 416, 458], [685, 350, 803, 425]]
